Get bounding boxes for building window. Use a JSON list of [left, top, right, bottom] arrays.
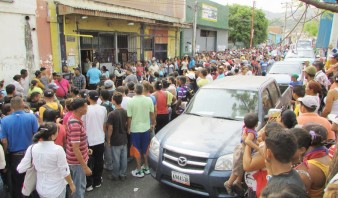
[[144, 38, 153, 51], [200, 30, 216, 37]]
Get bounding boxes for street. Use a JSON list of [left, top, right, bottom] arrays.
[[86, 160, 205, 198]]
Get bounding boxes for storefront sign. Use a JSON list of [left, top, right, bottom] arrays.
[[201, 4, 217, 22]]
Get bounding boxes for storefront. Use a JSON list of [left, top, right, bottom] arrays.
[[48, 0, 188, 72]]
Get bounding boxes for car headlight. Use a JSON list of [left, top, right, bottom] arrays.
[[149, 137, 160, 161], [215, 154, 233, 171]]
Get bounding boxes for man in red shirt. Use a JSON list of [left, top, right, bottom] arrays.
[[66, 98, 92, 198], [55, 73, 70, 99], [136, 61, 144, 82]]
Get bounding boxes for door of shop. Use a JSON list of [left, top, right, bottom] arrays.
[[154, 44, 167, 61]]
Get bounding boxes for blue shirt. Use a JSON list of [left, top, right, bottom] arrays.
[[86, 68, 102, 84], [0, 111, 39, 152], [189, 59, 195, 69], [217, 73, 225, 79], [290, 81, 302, 87]]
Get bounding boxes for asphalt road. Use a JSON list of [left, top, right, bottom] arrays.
[[86, 160, 205, 198]]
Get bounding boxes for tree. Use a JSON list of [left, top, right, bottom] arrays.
[[298, 0, 338, 13], [228, 4, 269, 48], [304, 20, 319, 37]]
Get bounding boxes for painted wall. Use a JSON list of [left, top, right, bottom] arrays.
[[0, 0, 40, 83], [329, 14, 338, 50], [94, 0, 185, 20], [186, 0, 229, 30], [182, 28, 228, 55], [36, 0, 53, 73]]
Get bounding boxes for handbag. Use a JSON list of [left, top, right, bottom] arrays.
[[22, 145, 37, 196]]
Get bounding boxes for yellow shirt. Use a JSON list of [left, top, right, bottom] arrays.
[[28, 86, 43, 96], [197, 79, 209, 88], [33, 77, 45, 90], [39, 102, 64, 121]]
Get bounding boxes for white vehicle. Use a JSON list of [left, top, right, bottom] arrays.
[[284, 49, 315, 63], [267, 61, 303, 93]]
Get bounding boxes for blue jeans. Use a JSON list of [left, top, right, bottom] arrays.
[[104, 143, 113, 170], [69, 165, 86, 198], [111, 144, 127, 178]]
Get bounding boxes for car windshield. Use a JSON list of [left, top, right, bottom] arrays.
[[269, 63, 301, 75], [185, 89, 259, 120], [286, 50, 314, 59]]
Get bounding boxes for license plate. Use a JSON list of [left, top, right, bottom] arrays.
[[171, 171, 190, 186]]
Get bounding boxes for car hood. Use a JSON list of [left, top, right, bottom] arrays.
[[156, 114, 242, 158], [267, 73, 291, 84]]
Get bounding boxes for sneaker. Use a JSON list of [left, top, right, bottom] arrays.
[[142, 167, 150, 175], [95, 183, 101, 188], [86, 185, 94, 192], [131, 169, 144, 178], [224, 181, 233, 196]]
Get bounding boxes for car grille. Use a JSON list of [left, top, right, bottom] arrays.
[[162, 148, 208, 174]]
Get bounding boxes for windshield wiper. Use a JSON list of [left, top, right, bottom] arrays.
[[185, 112, 202, 117]]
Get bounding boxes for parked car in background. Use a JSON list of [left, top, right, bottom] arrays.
[[149, 76, 292, 198], [267, 61, 303, 93], [285, 48, 315, 63]]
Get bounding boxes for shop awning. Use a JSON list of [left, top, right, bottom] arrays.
[[55, 0, 191, 28]]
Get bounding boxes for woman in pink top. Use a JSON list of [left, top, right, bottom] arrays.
[[63, 98, 74, 126], [43, 109, 66, 148]]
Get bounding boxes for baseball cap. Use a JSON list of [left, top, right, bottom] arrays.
[[73, 67, 80, 71], [298, 96, 318, 109], [55, 72, 62, 76], [330, 53, 338, 60], [35, 70, 41, 76], [104, 80, 114, 88], [79, 89, 88, 98], [47, 83, 59, 90], [291, 74, 299, 79], [44, 89, 54, 97], [88, 90, 99, 100], [304, 66, 317, 76], [186, 73, 196, 80]]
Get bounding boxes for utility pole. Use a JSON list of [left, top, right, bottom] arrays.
[[249, 0, 255, 49], [281, 2, 288, 46], [192, 0, 198, 57]]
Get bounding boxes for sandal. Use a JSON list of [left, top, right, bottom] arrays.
[[224, 181, 234, 196]]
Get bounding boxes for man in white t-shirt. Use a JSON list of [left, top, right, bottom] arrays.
[[83, 90, 107, 191], [148, 61, 160, 75]]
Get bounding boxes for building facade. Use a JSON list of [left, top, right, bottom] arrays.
[[44, 0, 188, 73], [181, 0, 229, 56], [0, 0, 40, 82]]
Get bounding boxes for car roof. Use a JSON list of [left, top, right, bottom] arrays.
[[272, 61, 302, 66], [202, 76, 274, 91]]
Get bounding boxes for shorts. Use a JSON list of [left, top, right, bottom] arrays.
[[130, 131, 150, 158], [232, 144, 244, 176]]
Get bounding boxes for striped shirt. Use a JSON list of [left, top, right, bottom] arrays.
[[66, 116, 88, 165]]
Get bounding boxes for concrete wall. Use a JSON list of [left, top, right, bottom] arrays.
[[182, 28, 228, 55], [0, 0, 39, 83]]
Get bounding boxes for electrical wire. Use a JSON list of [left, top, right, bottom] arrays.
[[279, 6, 307, 45]]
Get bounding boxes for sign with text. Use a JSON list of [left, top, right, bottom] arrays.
[[201, 4, 217, 22]]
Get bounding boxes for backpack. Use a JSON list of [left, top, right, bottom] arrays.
[[43, 104, 62, 118], [101, 102, 114, 114]]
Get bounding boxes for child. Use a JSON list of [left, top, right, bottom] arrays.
[[291, 85, 305, 117], [224, 113, 259, 195], [107, 92, 128, 181], [289, 74, 302, 87]]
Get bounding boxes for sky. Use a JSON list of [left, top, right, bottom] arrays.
[[210, 0, 291, 13]]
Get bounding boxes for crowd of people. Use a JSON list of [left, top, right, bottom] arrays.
[[0, 46, 337, 198]]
